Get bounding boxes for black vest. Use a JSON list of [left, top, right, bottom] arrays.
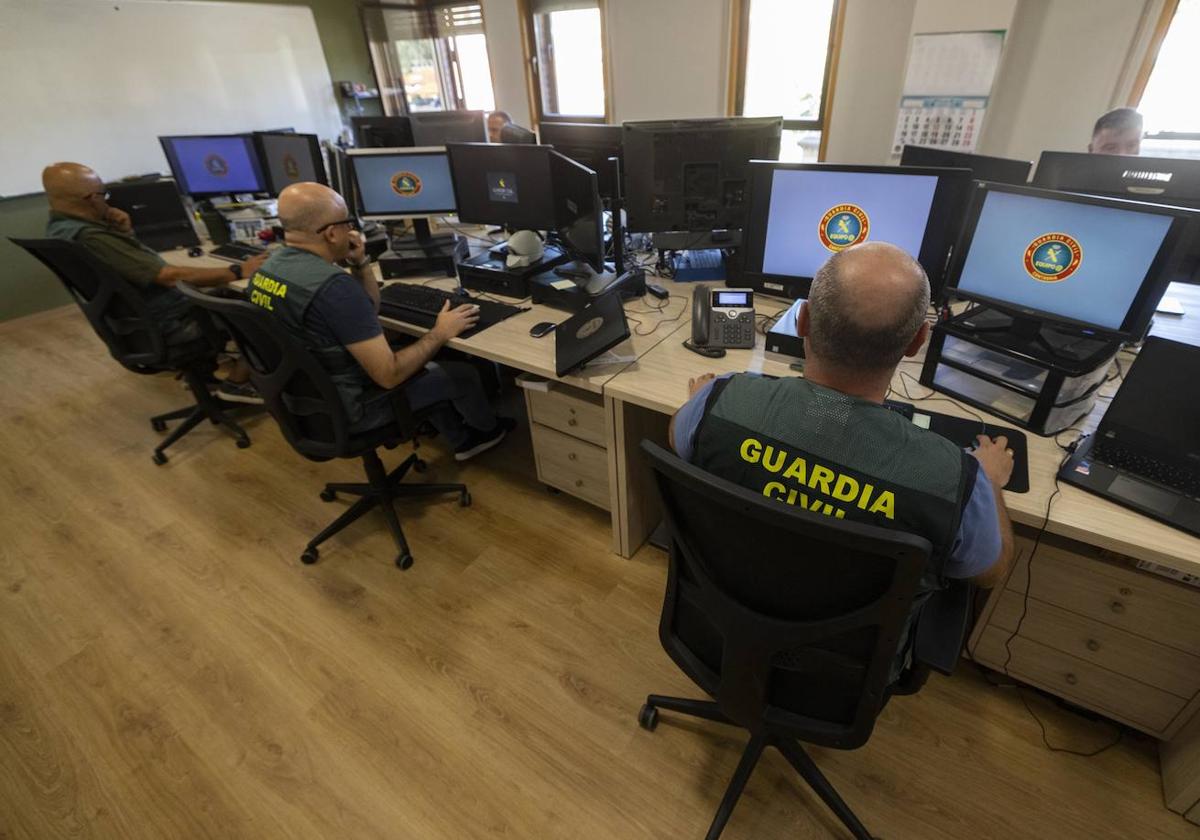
[[247, 247, 374, 424], [692, 375, 978, 675]]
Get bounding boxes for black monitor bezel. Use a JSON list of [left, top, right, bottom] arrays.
[[549, 150, 605, 273], [409, 110, 488, 146], [738, 161, 973, 301], [1032, 150, 1200, 209], [538, 122, 624, 199], [252, 131, 328, 195], [944, 181, 1198, 340], [159, 133, 267, 198], [346, 146, 457, 220], [445, 142, 558, 230], [899, 145, 1032, 186], [351, 116, 414, 149]]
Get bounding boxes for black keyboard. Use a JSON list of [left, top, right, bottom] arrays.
[[210, 242, 267, 261], [1093, 441, 1200, 497], [379, 284, 525, 338]]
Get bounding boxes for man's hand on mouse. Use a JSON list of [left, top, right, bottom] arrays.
[[970, 434, 1014, 489], [432, 300, 480, 341]]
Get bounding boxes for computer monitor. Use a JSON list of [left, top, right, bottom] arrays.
[[159, 134, 266, 197], [499, 123, 538, 145], [410, 111, 488, 146], [900, 145, 1032, 186], [1032, 151, 1200, 209], [351, 116, 414, 149], [346, 147, 456, 220], [621, 116, 783, 237], [105, 178, 200, 251], [945, 183, 1198, 341], [446, 142, 558, 230], [738, 162, 973, 300], [538, 122, 624, 201], [549, 151, 604, 273], [253, 132, 327, 195]]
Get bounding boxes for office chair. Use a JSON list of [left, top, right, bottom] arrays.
[[637, 441, 973, 840], [178, 284, 469, 569], [11, 238, 251, 464]]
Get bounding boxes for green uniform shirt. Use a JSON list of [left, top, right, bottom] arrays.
[[46, 210, 167, 287]]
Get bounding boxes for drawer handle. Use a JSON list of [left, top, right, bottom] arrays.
[[1109, 601, 1125, 615], [568, 419, 578, 427], [568, 453, 577, 461], [1065, 673, 1079, 686], [1085, 639, 1100, 652], [1118, 587, 1132, 597], [575, 479, 584, 488]]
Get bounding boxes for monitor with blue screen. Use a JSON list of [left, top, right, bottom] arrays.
[[347, 148, 456, 219], [739, 162, 972, 300], [946, 183, 1197, 338], [159, 135, 266, 197]]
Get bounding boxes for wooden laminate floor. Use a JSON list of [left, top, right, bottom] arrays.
[[1, 307, 1196, 840]]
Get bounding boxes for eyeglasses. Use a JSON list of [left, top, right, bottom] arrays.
[[315, 217, 360, 234]]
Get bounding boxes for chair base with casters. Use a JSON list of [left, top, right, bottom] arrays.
[[150, 364, 253, 465], [637, 696, 876, 840], [303, 447, 470, 569]]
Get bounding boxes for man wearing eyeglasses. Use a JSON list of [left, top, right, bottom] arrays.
[[248, 181, 512, 461], [42, 161, 266, 403]]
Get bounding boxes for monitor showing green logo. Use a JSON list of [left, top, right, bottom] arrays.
[[818, 204, 870, 251], [1023, 232, 1082, 282]]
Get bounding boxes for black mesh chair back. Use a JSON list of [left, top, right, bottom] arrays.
[[641, 440, 932, 751], [12, 237, 169, 370], [179, 283, 378, 461]]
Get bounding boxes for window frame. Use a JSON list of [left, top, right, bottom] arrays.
[[727, 0, 845, 160], [516, 0, 613, 125], [360, 1, 497, 116], [1129, 0, 1200, 144]]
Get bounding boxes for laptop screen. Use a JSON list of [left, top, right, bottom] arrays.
[[1101, 338, 1200, 460]]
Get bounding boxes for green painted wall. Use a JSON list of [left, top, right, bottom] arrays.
[[0, 0, 377, 323]]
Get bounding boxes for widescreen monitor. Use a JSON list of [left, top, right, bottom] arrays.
[[347, 148, 456, 220], [351, 116, 414, 149], [446, 142, 558, 231], [254, 132, 327, 195], [738, 162, 972, 300], [410, 111, 488, 146], [549, 151, 604, 273], [539, 122, 624, 201], [159, 134, 266, 197], [1032, 151, 1200, 209], [946, 183, 1198, 339], [621, 116, 782, 234], [900, 145, 1032, 186]]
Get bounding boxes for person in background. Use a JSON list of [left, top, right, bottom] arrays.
[[1088, 107, 1143, 156], [669, 242, 1015, 681], [42, 162, 264, 403], [247, 181, 513, 460], [487, 111, 513, 143]]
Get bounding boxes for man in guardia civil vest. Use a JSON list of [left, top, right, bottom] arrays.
[[43, 162, 266, 404], [670, 242, 1015, 680], [249, 182, 512, 461]]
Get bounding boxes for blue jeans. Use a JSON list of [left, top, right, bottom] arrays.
[[354, 361, 496, 447]]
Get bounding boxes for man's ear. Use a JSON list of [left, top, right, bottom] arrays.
[[797, 301, 811, 337], [905, 321, 930, 357]]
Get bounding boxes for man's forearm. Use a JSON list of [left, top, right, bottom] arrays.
[[158, 265, 235, 287], [389, 330, 446, 387]]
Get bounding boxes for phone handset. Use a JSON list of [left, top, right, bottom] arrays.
[[684, 283, 727, 358]]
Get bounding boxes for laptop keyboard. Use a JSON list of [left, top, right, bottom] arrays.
[[1093, 441, 1200, 497]]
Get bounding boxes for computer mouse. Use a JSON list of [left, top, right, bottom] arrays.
[[529, 321, 557, 338], [187, 246, 204, 258]]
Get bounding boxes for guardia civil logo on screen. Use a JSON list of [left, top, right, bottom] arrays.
[[390, 171, 423, 197], [204, 154, 229, 178], [1023, 232, 1082, 282], [818, 204, 870, 251]]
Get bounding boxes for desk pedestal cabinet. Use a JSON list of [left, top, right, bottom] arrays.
[[524, 380, 611, 511], [969, 526, 1200, 823]]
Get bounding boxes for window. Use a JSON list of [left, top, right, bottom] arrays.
[[1133, 0, 1200, 158], [362, 3, 496, 115], [731, 0, 843, 162], [521, 0, 609, 122]]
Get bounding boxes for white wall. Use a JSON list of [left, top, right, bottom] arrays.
[[482, 0, 534, 127]]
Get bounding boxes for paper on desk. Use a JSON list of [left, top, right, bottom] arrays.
[[1157, 296, 1185, 315], [549, 279, 577, 291], [584, 350, 636, 368]]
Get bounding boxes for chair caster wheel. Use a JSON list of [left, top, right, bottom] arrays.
[[301, 548, 319, 565], [320, 488, 337, 502], [152, 451, 168, 466], [413, 459, 428, 473], [396, 553, 414, 570], [151, 418, 167, 432], [638, 704, 658, 731], [460, 491, 472, 507], [236, 438, 251, 449]]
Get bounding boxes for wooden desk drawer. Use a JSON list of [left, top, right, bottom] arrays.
[[531, 423, 610, 510], [526, 385, 606, 446], [1006, 534, 1200, 656], [990, 590, 1200, 699], [974, 626, 1185, 736]]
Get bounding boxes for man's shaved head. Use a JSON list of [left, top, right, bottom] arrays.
[[277, 182, 348, 233], [42, 162, 108, 218], [806, 242, 930, 373]]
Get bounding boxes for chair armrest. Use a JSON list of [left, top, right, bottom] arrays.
[[912, 580, 974, 676]]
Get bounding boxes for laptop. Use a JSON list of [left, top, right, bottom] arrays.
[[554, 292, 631, 377], [1059, 337, 1200, 537], [106, 179, 200, 252]]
